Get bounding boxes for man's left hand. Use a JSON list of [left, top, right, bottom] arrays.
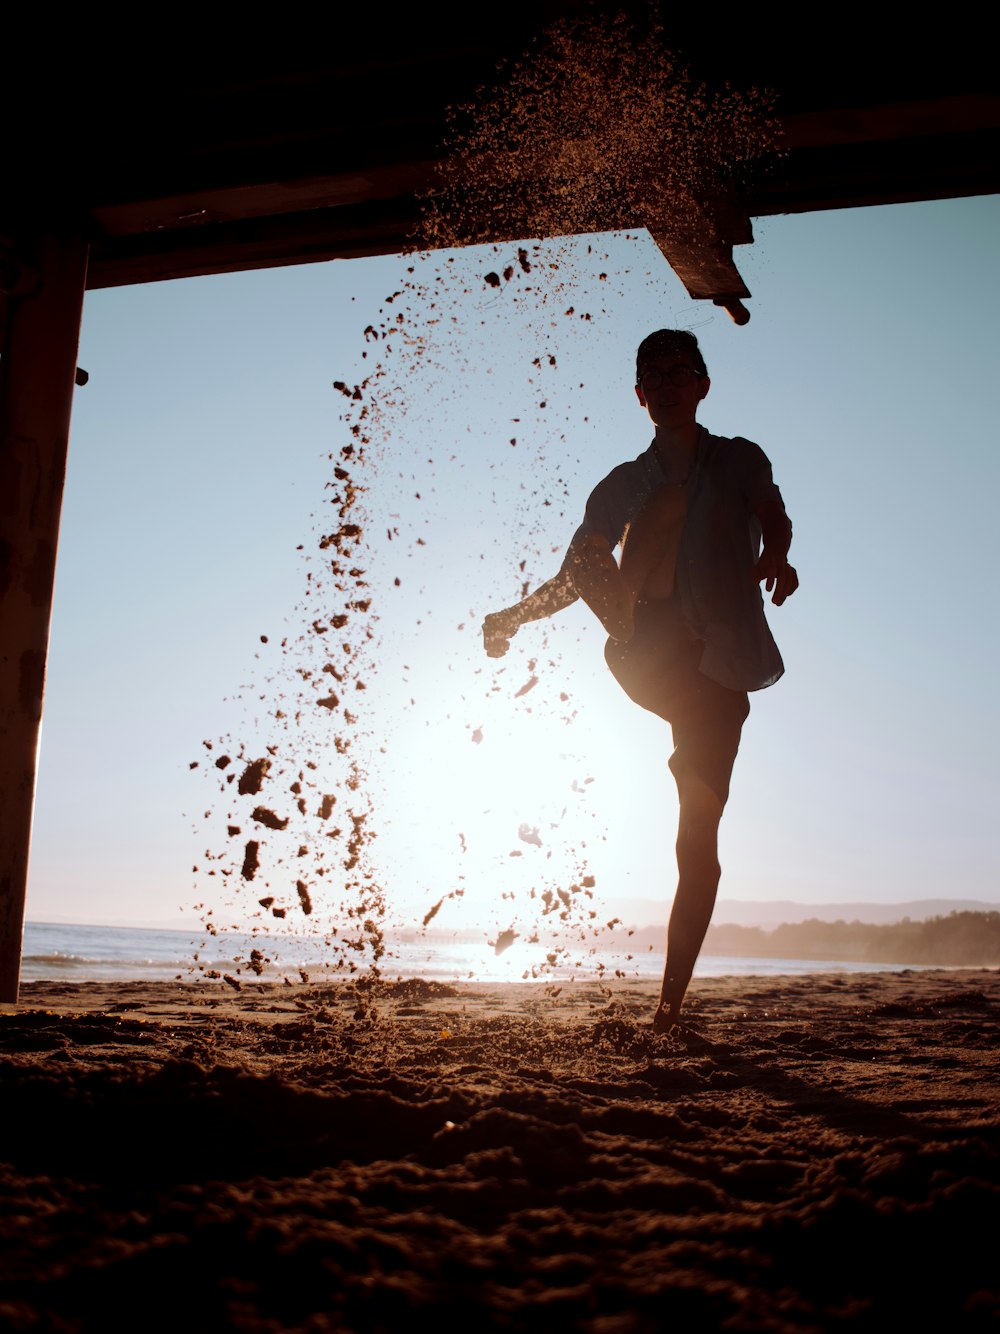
[[753, 553, 799, 606]]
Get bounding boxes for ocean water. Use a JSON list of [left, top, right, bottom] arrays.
[[20, 921, 927, 986]]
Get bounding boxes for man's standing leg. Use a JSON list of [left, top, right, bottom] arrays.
[[654, 774, 723, 1029]]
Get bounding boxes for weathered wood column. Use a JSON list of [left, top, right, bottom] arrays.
[[0, 227, 89, 1002]]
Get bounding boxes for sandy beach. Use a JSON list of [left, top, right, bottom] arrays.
[[2, 968, 998, 1331]]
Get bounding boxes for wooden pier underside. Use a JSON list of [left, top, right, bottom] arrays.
[[1, 7, 997, 997]]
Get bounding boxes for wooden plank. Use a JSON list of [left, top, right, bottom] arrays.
[[90, 161, 439, 238], [0, 228, 89, 1003]]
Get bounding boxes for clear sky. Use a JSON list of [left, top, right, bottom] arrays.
[[26, 193, 1000, 936]]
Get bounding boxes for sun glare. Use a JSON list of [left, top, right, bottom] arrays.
[[370, 644, 605, 933]]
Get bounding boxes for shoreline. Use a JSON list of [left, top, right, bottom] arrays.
[[12, 963, 1000, 1015], [21, 917, 1000, 987], [20, 917, 998, 987]]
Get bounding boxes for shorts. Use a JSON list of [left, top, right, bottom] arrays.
[[604, 596, 750, 807]]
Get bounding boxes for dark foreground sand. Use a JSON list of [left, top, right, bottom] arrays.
[[2, 969, 998, 1331]]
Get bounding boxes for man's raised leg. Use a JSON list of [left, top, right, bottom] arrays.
[[653, 773, 723, 1031]]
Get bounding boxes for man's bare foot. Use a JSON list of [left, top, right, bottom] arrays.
[[652, 1003, 679, 1034], [570, 538, 634, 641]]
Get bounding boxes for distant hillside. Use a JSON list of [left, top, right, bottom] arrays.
[[664, 910, 1000, 966], [609, 897, 1000, 929], [408, 911, 1000, 967]]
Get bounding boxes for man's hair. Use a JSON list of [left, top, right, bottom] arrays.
[[635, 329, 708, 381]]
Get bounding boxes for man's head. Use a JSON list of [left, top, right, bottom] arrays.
[[635, 329, 708, 382], [634, 329, 710, 431]]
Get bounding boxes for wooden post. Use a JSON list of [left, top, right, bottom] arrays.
[[0, 227, 89, 1003]]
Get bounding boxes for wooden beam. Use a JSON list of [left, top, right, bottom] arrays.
[[780, 94, 1000, 151], [645, 189, 754, 314], [0, 227, 88, 1003], [89, 160, 440, 238]]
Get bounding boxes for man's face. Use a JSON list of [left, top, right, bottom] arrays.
[[634, 356, 710, 428]]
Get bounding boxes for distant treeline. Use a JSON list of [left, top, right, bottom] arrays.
[[407, 911, 1000, 966], [699, 911, 1000, 966]]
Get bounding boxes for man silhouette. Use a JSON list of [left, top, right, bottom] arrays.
[[482, 330, 798, 1028]]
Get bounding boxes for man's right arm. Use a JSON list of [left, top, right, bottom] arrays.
[[482, 568, 579, 658], [483, 464, 632, 657]]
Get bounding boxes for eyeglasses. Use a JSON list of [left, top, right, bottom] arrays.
[[637, 366, 704, 391]]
